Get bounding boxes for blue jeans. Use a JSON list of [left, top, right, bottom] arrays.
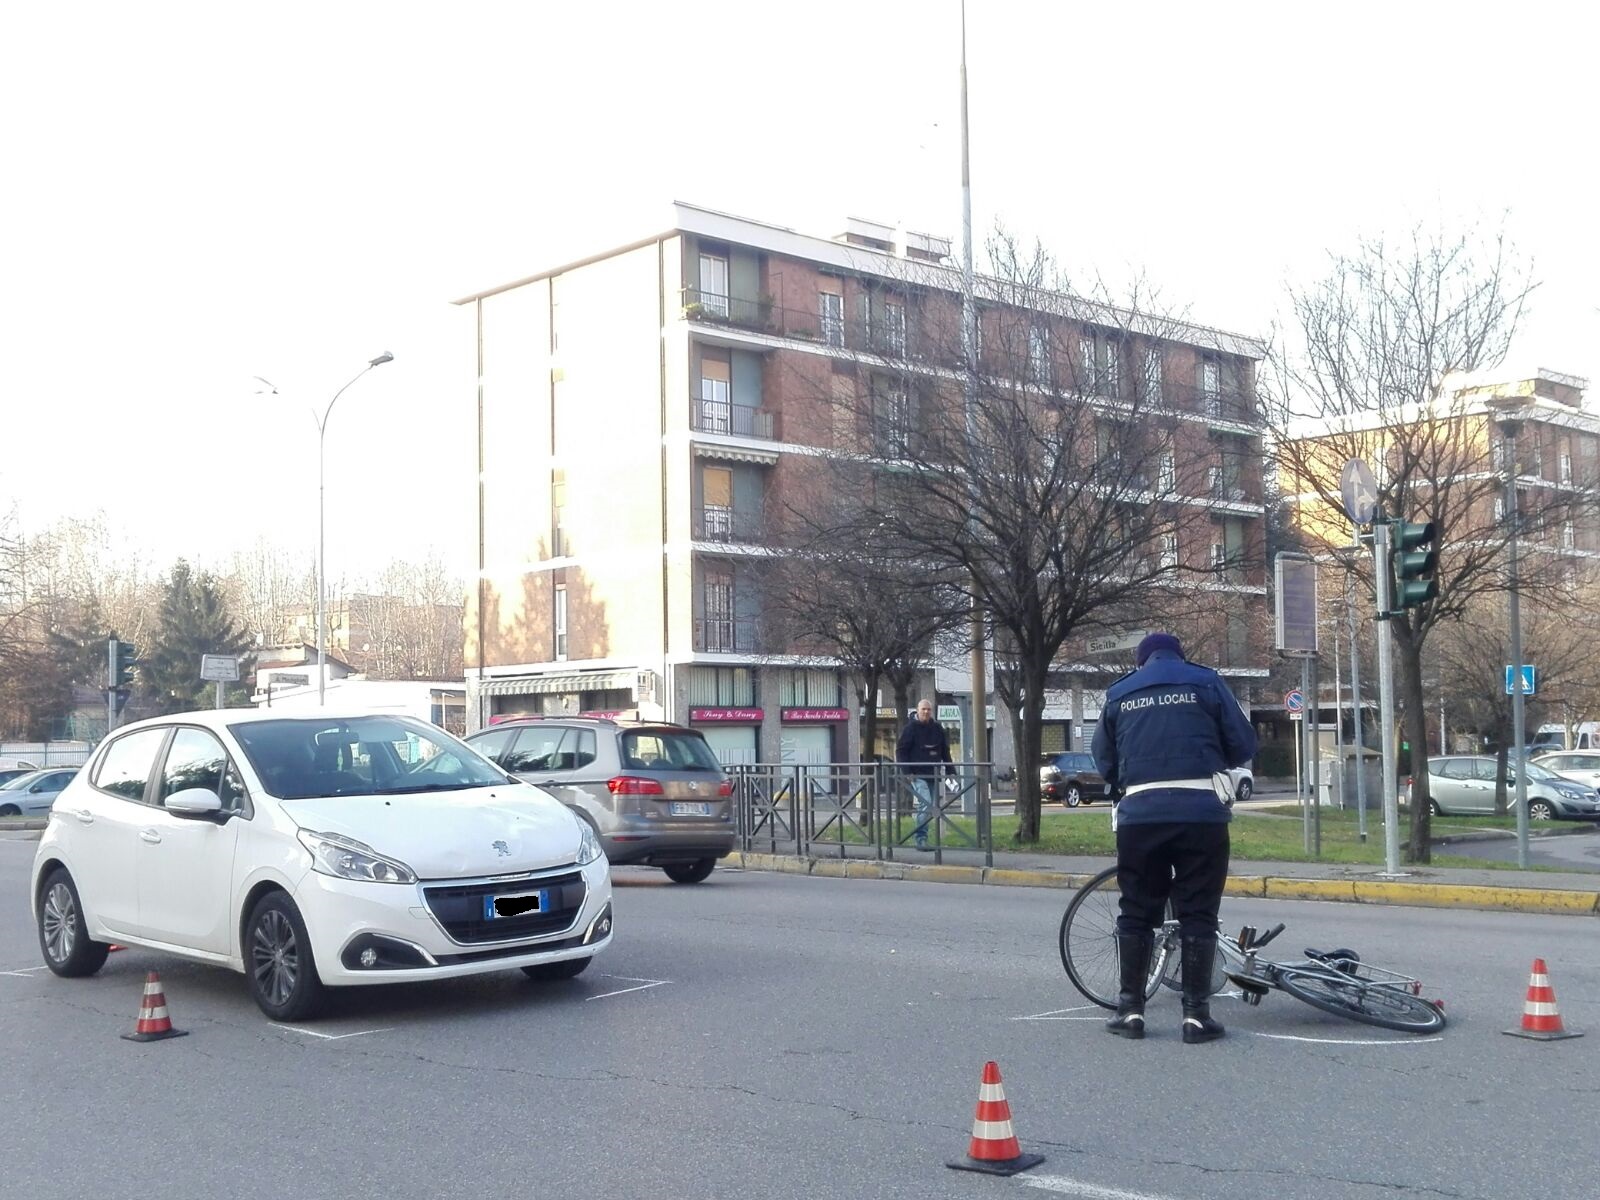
[[908, 776, 935, 846]]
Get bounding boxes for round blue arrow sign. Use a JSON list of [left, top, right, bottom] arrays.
[[1340, 459, 1378, 524]]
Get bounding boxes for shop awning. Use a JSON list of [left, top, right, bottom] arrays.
[[474, 670, 637, 698]]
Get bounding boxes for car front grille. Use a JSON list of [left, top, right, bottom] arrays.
[[423, 871, 587, 944]]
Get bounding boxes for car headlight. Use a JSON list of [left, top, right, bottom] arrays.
[[575, 819, 605, 867], [297, 829, 417, 884]]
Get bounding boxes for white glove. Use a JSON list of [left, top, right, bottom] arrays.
[[943, 776, 961, 795]]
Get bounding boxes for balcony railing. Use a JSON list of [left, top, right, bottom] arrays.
[[695, 616, 760, 653], [692, 398, 777, 440], [684, 287, 919, 358], [695, 505, 763, 543]]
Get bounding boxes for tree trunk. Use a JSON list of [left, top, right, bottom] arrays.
[[858, 670, 881, 763], [1493, 743, 1510, 815], [1396, 629, 1433, 864], [1009, 665, 1048, 843]]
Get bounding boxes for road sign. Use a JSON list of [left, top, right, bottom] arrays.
[[1289, 710, 1304, 722], [1504, 665, 1536, 696], [1274, 554, 1318, 654], [1085, 629, 1148, 655], [200, 654, 240, 683], [1284, 690, 1305, 713], [1340, 458, 1379, 524]]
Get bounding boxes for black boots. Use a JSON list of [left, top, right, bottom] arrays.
[[1105, 933, 1153, 1039], [1180, 935, 1226, 1044]]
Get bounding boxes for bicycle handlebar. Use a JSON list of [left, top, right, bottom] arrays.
[[1253, 923, 1286, 949]]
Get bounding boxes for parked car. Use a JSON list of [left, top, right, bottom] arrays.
[[1225, 765, 1254, 805], [1521, 751, 1600, 793], [1416, 754, 1600, 820], [0, 767, 41, 789], [0, 768, 79, 817], [1039, 753, 1253, 807], [1529, 722, 1600, 753], [31, 710, 613, 1020], [466, 716, 735, 883]]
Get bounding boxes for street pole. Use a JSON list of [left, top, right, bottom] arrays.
[[1374, 519, 1403, 876], [106, 638, 117, 736], [1310, 650, 1321, 855], [1300, 656, 1311, 851], [312, 352, 394, 705], [1333, 617, 1345, 812], [1346, 563, 1369, 842], [959, 0, 987, 770], [1501, 420, 1531, 869]]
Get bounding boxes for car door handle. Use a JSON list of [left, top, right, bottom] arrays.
[[74, 808, 94, 825], [139, 829, 162, 845]]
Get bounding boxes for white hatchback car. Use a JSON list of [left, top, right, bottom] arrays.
[[31, 710, 613, 1020]]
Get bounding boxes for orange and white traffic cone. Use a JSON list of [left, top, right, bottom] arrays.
[[946, 1061, 1045, 1176], [120, 971, 188, 1043], [1504, 958, 1583, 1041]]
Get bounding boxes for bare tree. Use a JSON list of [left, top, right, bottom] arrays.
[[783, 234, 1253, 842], [1267, 223, 1599, 861]]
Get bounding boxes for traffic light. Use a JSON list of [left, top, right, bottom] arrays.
[[1392, 520, 1438, 610], [113, 639, 139, 687]]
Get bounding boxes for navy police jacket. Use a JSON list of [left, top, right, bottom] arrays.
[[1090, 649, 1258, 825]]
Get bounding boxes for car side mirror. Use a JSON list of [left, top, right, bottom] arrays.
[[166, 787, 224, 817]]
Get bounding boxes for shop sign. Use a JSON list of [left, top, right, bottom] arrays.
[[690, 707, 764, 723], [781, 707, 849, 722]]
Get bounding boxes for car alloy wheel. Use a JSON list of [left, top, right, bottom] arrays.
[[36, 868, 108, 977], [246, 894, 325, 1020], [1235, 779, 1253, 803], [41, 881, 77, 964], [252, 908, 301, 1009], [1063, 785, 1082, 808], [1529, 800, 1555, 821]]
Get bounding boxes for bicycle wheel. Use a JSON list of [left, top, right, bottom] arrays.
[[1276, 968, 1446, 1033], [1059, 866, 1171, 1008]]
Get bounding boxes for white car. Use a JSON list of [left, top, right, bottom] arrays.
[[1227, 765, 1254, 804], [31, 710, 613, 1020]]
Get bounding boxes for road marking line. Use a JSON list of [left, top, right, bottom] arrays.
[[271, 1024, 392, 1041], [1012, 1005, 1099, 1020], [1019, 1174, 1178, 1198], [1243, 1031, 1445, 1046], [586, 976, 669, 1001], [1, 966, 50, 977]]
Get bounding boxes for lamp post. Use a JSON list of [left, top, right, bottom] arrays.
[[257, 353, 395, 706], [1495, 412, 1531, 869]]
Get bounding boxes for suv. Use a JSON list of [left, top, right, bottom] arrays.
[[1038, 753, 1108, 807], [466, 718, 736, 883]]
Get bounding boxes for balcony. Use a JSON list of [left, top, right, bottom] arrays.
[[694, 616, 760, 653], [683, 287, 918, 359], [695, 504, 763, 543], [692, 397, 777, 440]]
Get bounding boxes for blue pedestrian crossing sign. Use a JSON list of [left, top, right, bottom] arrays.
[[1504, 665, 1536, 696]]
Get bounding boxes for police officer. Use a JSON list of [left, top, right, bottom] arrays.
[[1090, 632, 1257, 1043]]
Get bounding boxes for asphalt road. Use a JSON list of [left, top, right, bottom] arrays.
[[1439, 823, 1600, 872], [2, 831, 1596, 1200]]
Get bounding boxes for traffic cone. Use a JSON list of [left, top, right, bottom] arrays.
[[946, 1061, 1045, 1176], [120, 971, 188, 1043], [1504, 959, 1583, 1041], [107, 944, 126, 953]]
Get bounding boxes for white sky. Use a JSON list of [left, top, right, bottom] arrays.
[[3, 0, 1596, 583]]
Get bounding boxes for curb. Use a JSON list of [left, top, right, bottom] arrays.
[[0, 820, 48, 832], [726, 852, 1600, 917]]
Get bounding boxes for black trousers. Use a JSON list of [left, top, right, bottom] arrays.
[[1115, 822, 1230, 938]]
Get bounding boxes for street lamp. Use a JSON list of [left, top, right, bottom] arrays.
[[256, 352, 395, 706], [1494, 406, 1531, 869]]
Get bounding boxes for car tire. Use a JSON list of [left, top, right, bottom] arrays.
[[245, 892, 326, 1022], [1234, 778, 1253, 803], [1529, 800, 1555, 821], [37, 868, 110, 978], [1428, 799, 1442, 817], [0, 804, 21, 818], [521, 957, 592, 981], [1063, 785, 1083, 808], [663, 858, 716, 884]]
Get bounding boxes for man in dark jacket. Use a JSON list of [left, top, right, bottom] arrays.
[[896, 699, 955, 849], [1091, 632, 1257, 1043]]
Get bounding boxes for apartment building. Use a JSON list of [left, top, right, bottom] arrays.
[[454, 204, 1270, 765]]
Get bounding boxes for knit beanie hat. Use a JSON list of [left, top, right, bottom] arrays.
[[1136, 632, 1184, 666]]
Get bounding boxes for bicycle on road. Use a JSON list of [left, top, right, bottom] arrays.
[[1058, 866, 1446, 1033]]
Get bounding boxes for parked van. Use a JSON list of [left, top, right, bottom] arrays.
[[1530, 723, 1600, 752]]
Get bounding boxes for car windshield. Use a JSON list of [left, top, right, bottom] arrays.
[[1520, 761, 1562, 782], [0, 772, 44, 791], [231, 716, 510, 800]]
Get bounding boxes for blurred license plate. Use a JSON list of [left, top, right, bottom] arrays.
[[670, 802, 712, 816], [484, 888, 548, 919]]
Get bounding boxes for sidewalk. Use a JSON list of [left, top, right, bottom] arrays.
[[730, 839, 1600, 917]]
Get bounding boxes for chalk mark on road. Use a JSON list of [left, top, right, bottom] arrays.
[[1019, 1173, 1178, 1198], [271, 1024, 393, 1041], [1, 966, 49, 977], [1243, 1031, 1445, 1046], [1012, 1005, 1100, 1021], [587, 975, 670, 1001]]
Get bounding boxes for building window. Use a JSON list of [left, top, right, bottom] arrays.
[[1530, 440, 1543, 476], [820, 291, 844, 347], [1210, 542, 1227, 573], [1028, 325, 1051, 386], [1159, 532, 1179, 568], [703, 568, 734, 652], [1143, 347, 1163, 403], [1560, 449, 1573, 485], [699, 253, 730, 316], [551, 470, 568, 557], [1078, 334, 1095, 393], [1563, 520, 1576, 550], [684, 666, 754, 707], [1158, 452, 1176, 493], [701, 465, 734, 540], [698, 352, 731, 433], [872, 377, 912, 456], [554, 585, 568, 662], [1201, 360, 1222, 414], [779, 669, 840, 706], [1493, 496, 1505, 521], [1103, 338, 1120, 397], [1491, 437, 1507, 471], [883, 301, 906, 354]]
